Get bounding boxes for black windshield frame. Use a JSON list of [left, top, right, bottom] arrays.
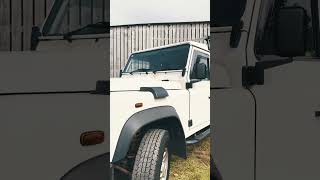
[[42, 0, 109, 37], [211, 0, 247, 27], [42, 0, 65, 35]]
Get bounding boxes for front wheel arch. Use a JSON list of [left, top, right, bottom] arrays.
[[112, 106, 186, 163]]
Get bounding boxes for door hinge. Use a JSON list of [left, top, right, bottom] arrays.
[[242, 66, 264, 87], [242, 58, 293, 87], [188, 120, 193, 127]]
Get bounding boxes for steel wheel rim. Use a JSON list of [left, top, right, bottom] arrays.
[[160, 147, 169, 180]]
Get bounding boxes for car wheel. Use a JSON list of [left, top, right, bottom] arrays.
[[132, 129, 171, 180]]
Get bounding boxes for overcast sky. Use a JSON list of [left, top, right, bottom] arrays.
[[110, 0, 210, 26]]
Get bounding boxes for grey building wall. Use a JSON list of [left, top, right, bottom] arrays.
[[0, 0, 109, 51], [0, 0, 209, 78]]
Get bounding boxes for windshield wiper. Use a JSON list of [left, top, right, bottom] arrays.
[[129, 68, 153, 74], [63, 21, 109, 40], [160, 68, 180, 71]]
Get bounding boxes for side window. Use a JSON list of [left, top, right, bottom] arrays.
[[190, 51, 210, 80], [255, 0, 316, 59]]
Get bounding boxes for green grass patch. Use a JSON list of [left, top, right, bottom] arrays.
[[170, 137, 210, 180]]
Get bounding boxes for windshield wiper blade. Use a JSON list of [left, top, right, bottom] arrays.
[[63, 21, 109, 40], [129, 68, 153, 74], [161, 68, 180, 71]]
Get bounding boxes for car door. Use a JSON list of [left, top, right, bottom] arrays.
[[188, 48, 210, 131], [250, 0, 320, 179]]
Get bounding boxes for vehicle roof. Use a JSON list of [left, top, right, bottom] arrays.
[[131, 41, 209, 55]]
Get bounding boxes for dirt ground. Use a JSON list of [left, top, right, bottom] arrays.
[[170, 137, 211, 180]]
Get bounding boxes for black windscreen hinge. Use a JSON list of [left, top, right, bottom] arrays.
[[188, 120, 193, 127], [91, 80, 109, 95], [30, 26, 42, 51], [230, 21, 243, 48]]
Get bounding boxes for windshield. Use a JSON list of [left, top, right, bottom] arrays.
[[123, 44, 190, 73], [212, 0, 247, 27], [42, 0, 109, 36]]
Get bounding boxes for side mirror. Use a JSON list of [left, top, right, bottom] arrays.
[[276, 7, 306, 57], [196, 63, 207, 80]]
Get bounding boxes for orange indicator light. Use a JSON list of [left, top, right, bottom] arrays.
[[135, 103, 143, 108]]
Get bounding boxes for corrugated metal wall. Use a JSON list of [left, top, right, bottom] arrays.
[[110, 22, 210, 77], [0, 0, 109, 51], [0, 0, 55, 51], [0, 0, 209, 78]]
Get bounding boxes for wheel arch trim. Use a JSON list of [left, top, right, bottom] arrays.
[[112, 106, 186, 163]]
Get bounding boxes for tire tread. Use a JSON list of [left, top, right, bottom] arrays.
[[132, 129, 169, 180]]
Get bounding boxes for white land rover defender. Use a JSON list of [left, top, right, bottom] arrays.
[[110, 41, 210, 179], [213, 0, 320, 179]]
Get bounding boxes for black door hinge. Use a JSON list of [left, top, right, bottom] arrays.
[[242, 66, 264, 87], [188, 120, 193, 127], [242, 58, 293, 87]]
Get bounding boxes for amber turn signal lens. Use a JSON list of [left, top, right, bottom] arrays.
[[135, 103, 143, 108], [80, 131, 104, 146]]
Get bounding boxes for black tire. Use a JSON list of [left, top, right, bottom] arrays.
[[132, 129, 171, 180]]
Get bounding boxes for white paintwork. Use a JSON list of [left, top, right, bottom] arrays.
[[0, 35, 109, 180], [247, 1, 320, 179], [212, 28, 255, 180], [0, 94, 109, 180], [0, 0, 110, 179], [213, 0, 320, 180], [110, 42, 210, 162]]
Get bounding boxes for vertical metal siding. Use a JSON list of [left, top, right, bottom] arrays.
[[0, 0, 109, 51], [110, 22, 210, 77], [0, 0, 56, 51], [0, 1, 209, 79]]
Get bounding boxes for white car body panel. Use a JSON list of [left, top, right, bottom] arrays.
[[213, 0, 320, 179], [110, 42, 210, 162], [0, 37, 109, 180]]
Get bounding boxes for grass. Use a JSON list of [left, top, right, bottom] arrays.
[[170, 137, 210, 180]]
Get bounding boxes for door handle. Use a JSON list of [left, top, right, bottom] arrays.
[[80, 131, 105, 146]]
